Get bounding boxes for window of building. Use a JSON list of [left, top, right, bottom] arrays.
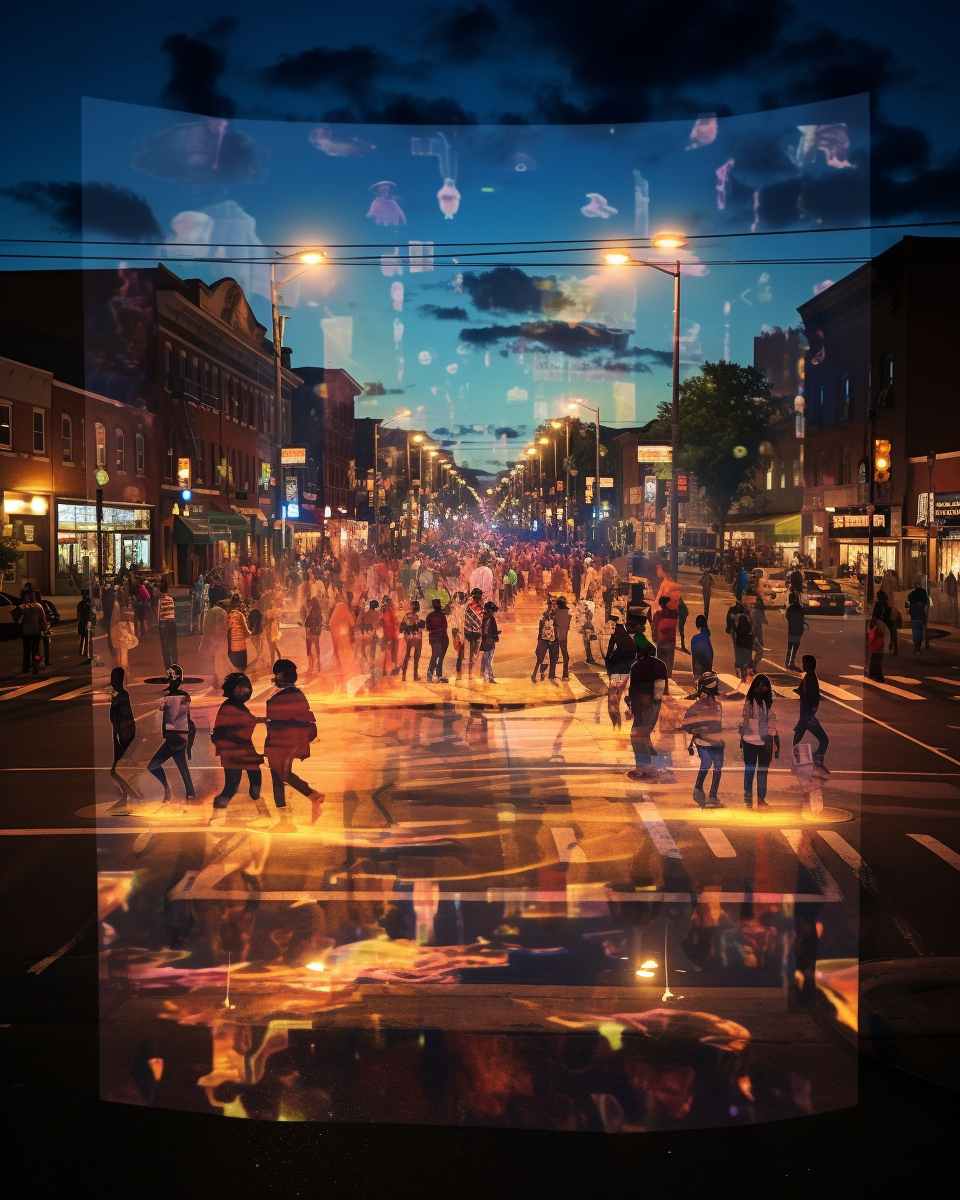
[[192, 356, 200, 385], [840, 445, 851, 485], [32, 409, 46, 455], [765, 461, 773, 490], [178, 349, 187, 383], [779, 462, 786, 489], [135, 432, 145, 476], [792, 456, 801, 487], [95, 422, 106, 468], [61, 413, 73, 463], [212, 367, 220, 406], [164, 427, 174, 482], [0, 402, 11, 449], [879, 355, 894, 406], [115, 428, 125, 473], [841, 374, 851, 420]]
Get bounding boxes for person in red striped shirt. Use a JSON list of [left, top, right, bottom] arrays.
[[157, 580, 178, 671]]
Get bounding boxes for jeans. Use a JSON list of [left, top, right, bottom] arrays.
[[227, 647, 247, 671], [868, 651, 884, 680], [268, 753, 313, 808], [695, 745, 724, 797], [214, 768, 262, 808], [785, 639, 801, 668], [656, 641, 676, 678], [629, 695, 662, 767], [607, 674, 630, 726], [480, 648, 496, 680], [742, 737, 773, 799], [793, 711, 828, 760], [159, 619, 179, 671], [533, 639, 554, 678], [402, 639, 422, 677], [466, 636, 481, 672], [552, 638, 570, 679], [911, 619, 924, 652], [148, 737, 194, 797], [427, 636, 448, 679], [21, 634, 41, 673]]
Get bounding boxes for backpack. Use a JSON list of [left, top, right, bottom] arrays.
[[20, 602, 43, 637], [541, 617, 555, 642]]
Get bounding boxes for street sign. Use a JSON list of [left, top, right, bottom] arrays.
[[281, 446, 307, 465], [586, 477, 615, 488], [637, 445, 672, 463]]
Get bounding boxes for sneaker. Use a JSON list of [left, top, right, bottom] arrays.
[[438, 677, 450, 683], [743, 793, 753, 809], [693, 787, 707, 808], [813, 758, 831, 774], [705, 797, 726, 809], [530, 674, 538, 683], [756, 798, 771, 808]]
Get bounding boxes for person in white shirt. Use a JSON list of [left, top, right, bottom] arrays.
[[469, 560, 494, 602], [738, 672, 780, 809]]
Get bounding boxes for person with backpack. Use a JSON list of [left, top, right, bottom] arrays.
[[264, 658, 323, 827], [425, 598, 450, 682], [625, 635, 670, 782], [304, 597, 324, 674], [552, 596, 572, 681], [793, 654, 829, 773], [147, 665, 197, 803], [16, 586, 48, 675], [479, 601, 500, 683], [690, 615, 714, 684], [680, 670, 725, 808], [399, 599, 425, 681], [731, 603, 754, 683], [906, 580, 930, 653], [604, 614, 638, 727], [531, 600, 557, 683], [464, 588, 484, 678], [738, 673, 779, 809], [784, 594, 807, 670], [210, 672, 265, 822]]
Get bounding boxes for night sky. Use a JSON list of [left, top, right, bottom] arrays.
[[1, 1, 956, 476]]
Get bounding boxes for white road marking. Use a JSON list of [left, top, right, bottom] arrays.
[[50, 684, 96, 701], [892, 915, 930, 956], [551, 826, 587, 863], [840, 675, 924, 700], [699, 828, 736, 857], [817, 680, 862, 702], [27, 912, 97, 974], [907, 834, 960, 871], [633, 799, 682, 859], [927, 677, 960, 686], [716, 673, 745, 695], [816, 831, 865, 872], [780, 828, 842, 900], [0, 677, 69, 700], [883, 675, 922, 686]]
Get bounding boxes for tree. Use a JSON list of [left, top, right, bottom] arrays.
[[651, 361, 775, 550]]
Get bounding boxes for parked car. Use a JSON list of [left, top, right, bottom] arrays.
[[799, 576, 856, 615], [0, 590, 62, 637], [750, 569, 858, 614]]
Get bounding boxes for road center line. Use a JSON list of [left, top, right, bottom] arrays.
[[907, 834, 960, 871]]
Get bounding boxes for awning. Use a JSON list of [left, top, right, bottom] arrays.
[[173, 516, 212, 545], [231, 505, 266, 525], [207, 512, 252, 538], [727, 512, 800, 539], [12, 541, 43, 552]]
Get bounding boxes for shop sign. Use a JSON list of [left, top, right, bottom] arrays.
[[281, 446, 307, 466], [828, 508, 890, 538], [637, 444, 672, 463], [935, 492, 960, 524]]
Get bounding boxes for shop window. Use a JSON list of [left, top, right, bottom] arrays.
[[765, 462, 773, 490], [840, 373, 851, 420], [779, 463, 786, 489], [96, 422, 106, 468], [61, 413, 73, 463], [135, 432, 145, 476], [32, 408, 46, 455], [115, 428, 125, 473], [0, 402, 11, 449]]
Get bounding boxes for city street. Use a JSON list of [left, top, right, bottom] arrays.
[[3, 568, 958, 1133]]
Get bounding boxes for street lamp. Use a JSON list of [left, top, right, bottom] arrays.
[[604, 231, 688, 575], [271, 248, 325, 556], [567, 398, 602, 544]]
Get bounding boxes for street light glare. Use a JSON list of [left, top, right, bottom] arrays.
[[299, 251, 326, 264], [412, 434, 424, 443], [651, 231, 688, 250], [538, 437, 550, 445], [604, 250, 632, 265]]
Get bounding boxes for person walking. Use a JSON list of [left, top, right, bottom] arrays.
[[603, 615, 638, 728], [191, 574, 209, 634], [449, 591, 467, 679], [262, 586, 283, 666], [601, 559, 619, 622], [479, 601, 500, 683], [552, 596, 572, 680], [464, 588, 484, 678], [77, 589, 93, 661], [399, 599, 425, 681], [751, 594, 768, 666], [738, 673, 779, 809], [793, 654, 829, 773], [887, 595, 903, 656], [157, 580, 178, 672], [734, 564, 749, 602], [225, 594, 252, 672], [109, 665, 140, 807], [572, 556, 584, 602], [677, 595, 689, 652], [731, 603, 754, 684], [210, 672, 265, 822], [381, 596, 400, 676], [788, 565, 804, 599], [867, 616, 890, 681], [110, 586, 138, 672], [699, 566, 713, 622], [576, 597, 599, 664], [681, 670, 725, 808], [906, 579, 930, 653], [531, 600, 556, 683], [304, 597, 323, 674], [425, 598, 450, 682], [147, 665, 196, 803], [651, 595, 678, 678], [625, 635, 669, 782], [784, 594, 807, 670], [690, 615, 714, 684], [264, 658, 323, 827], [33, 590, 52, 667]]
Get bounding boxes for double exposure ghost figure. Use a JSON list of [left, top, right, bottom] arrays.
[[391, 282, 404, 311], [412, 133, 460, 220], [687, 114, 718, 149], [309, 125, 376, 157], [581, 193, 617, 218], [715, 159, 735, 210], [793, 125, 854, 170], [367, 182, 405, 227]]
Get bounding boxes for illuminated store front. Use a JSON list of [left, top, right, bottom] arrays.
[[55, 500, 152, 586]]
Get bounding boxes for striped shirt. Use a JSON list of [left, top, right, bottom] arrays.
[[157, 594, 176, 622]]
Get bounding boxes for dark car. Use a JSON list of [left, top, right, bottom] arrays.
[[799, 576, 855, 615], [0, 590, 62, 637]]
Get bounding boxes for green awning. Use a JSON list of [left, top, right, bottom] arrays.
[[207, 512, 252, 538], [772, 514, 801, 538], [173, 516, 212, 545]]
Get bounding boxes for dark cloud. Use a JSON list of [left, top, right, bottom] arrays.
[[771, 32, 908, 108], [132, 120, 269, 185], [461, 266, 563, 314], [459, 320, 630, 354], [324, 94, 477, 124], [260, 45, 393, 99], [868, 116, 960, 219], [198, 15, 238, 41], [495, 427, 520, 438], [434, 4, 502, 63], [1, 180, 162, 241], [159, 32, 237, 117], [418, 304, 470, 320]]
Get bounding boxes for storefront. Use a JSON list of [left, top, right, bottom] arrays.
[[827, 506, 900, 580], [291, 516, 368, 559], [54, 499, 152, 593], [171, 508, 252, 584], [724, 513, 800, 565], [2, 490, 51, 593]]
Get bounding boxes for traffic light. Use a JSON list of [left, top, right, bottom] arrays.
[[177, 456, 192, 501], [874, 439, 891, 483]]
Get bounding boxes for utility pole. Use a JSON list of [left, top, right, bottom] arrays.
[[670, 262, 681, 578], [866, 407, 877, 607]]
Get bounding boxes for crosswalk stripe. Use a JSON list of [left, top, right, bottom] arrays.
[[907, 834, 960, 871], [551, 826, 586, 863], [716, 673, 745, 696], [0, 676, 69, 700], [699, 828, 736, 857], [780, 828, 842, 900], [816, 680, 862, 702], [817, 831, 865, 873], [633, 800, 681, 859], [927, 677, 960, 686], [840, 675, 924, 700], [50, 684, 96, 701]]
